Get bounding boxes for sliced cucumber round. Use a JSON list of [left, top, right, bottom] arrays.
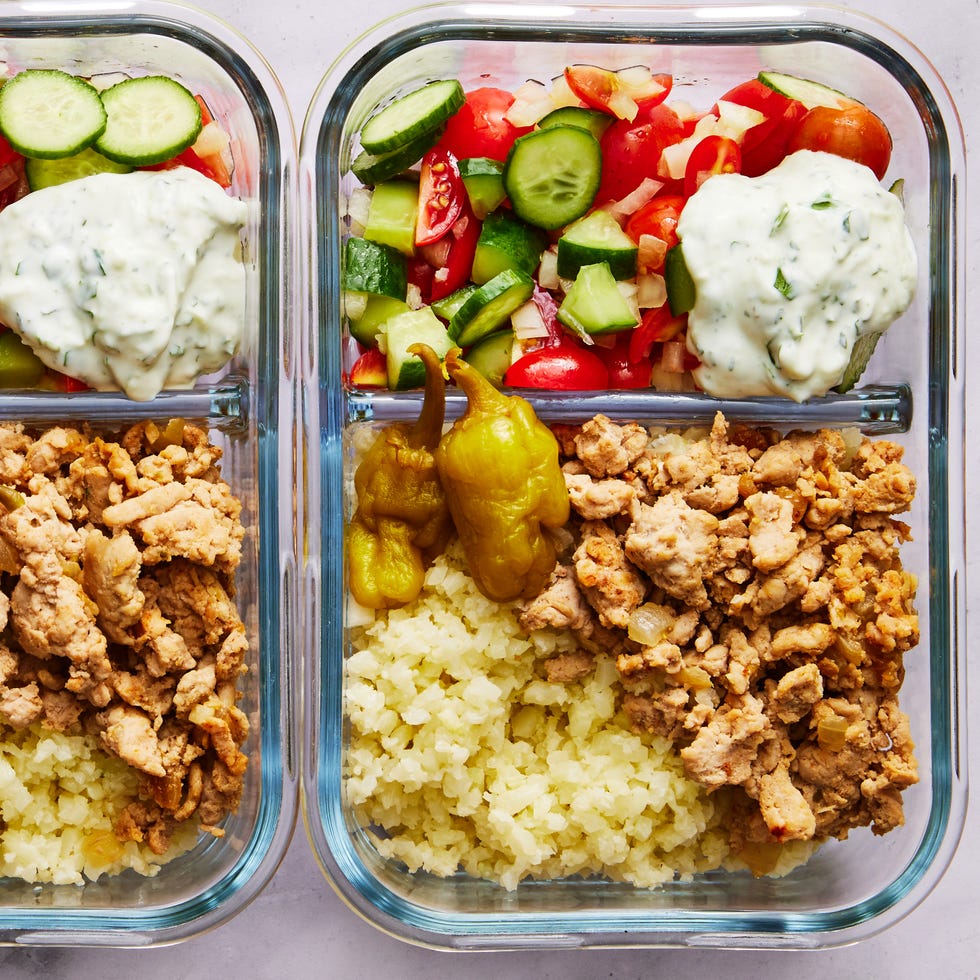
[[95, 75, 202, 166], [351, 125, 443, 185], [0, 69, 106, 160], [503, 125, 601, 230], [359, 79, 464, 155], [25, 147, 133, 190], [757, 71, 857, 110], [449, 268, 534, 347], [537, 105, 613, 141]]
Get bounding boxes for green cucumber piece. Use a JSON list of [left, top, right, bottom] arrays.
[[458, 157, 506, 219], [558, 262, 637, 336], [537, 105, 613, 141], [835, 331, 882, 393], [464, 330, 514, 387], [557, 209, 638, 281], [431, 285, 478, 322], [343, 237, 408, 300], [384, 307, 453, 390], [664, 243, 696, 316], [360, 79, 464, 154], [472, 210, 545, 285], [449, 268, 535, 347], [0, 330, 45, 387], [347, 293, 411, 348], [351, 125, 443, 185], [25, 147, 132, 190], [757, 71, 856, 110], [95, 75, 202, 166], [364, 180, 419, 256], [503, 125, 601, 230], [0, 69, 106, 160]]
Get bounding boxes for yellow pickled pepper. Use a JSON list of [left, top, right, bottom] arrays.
[[436, 348, 569, 602], [347, 344, 452, 609]]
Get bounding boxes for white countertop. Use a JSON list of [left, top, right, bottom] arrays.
[[1, 0, 976, 975]]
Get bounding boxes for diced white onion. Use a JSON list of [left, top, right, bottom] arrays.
[[505, 79, 552, 127], [637, 234, 668, 273], [649, 362, 693, 391], [604, 177, 663, 221], [715, 99, 766, 136], [661, 339, 688, 373], [194, 120, 230, 158], [342, 290, 368, 321], [345, 186, 372, 234], [616, 280, 641, 323], [511, 299, 550, 340], [627, 603, 675, 645], [537, 248, 560, 291], [406, 283, 423, 310], [636, 272, 667, 309], [547, 73, 583, 110]]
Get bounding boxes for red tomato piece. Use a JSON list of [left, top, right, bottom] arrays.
[[595, 333, 652, 388], [145, 146, 231, 188], [717, 79, 807, 177], [0, 134, 21, 168], [564, 66, 671, 121], [596, 102, 686, 204], [434, 87, 532, 162], [428, 205, 481, 302], [629, 303, 687, 363], [46, 370, 90, 393], [684, 135, 741, 197], [348, 347, 387, 387], [415, 149, 464, 246], [788, 104, 892, 180], [505, 343, 609, 390], [624, 193, 686, 271]]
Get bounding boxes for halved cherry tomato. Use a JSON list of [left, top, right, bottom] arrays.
[[0, 134, 21, 168], [44, 370, 90, 393], [684, 135, 741, 197], [788, 104, 892, 180], [347, 347, 387, 387], [595, 333, 652, 388], [564, 66, 671, 121], [624, 193, 686, 271], [428, 204, 481, 302], [629, 302, 687, 364], [596, 102, 686, 204], [416, 148, 464, 246], [505, 343, 609, 390], [716, 79, 806, 177], [434, 87, 532, 162], [145, 146, 231, 188]]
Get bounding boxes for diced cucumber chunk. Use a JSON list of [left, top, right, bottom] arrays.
[[95, 75, 202, 166], [503, 126, 601, 230], [347, 293, 411, 348], [360, 79, 464, 154], [385, 307, 453, 390], [351, 125, 443, 185], [558, 262, 637, 336], [458, 157, 506, 219], [343, 237, 408, 300], [0, 69, 106, 160], [464, 330, 515, 388], [557, 209, 638, 280], [664, 243, 696, 316], [537, 105, 613, 141], [431, 285, 478, 322], [449, 269, 535, 347], [364, 180, 419, 256], [757, 71, 856, 110], [472, 211, 545, 285], [25, 147, 132, 190]]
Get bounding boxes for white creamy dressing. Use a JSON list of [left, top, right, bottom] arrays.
[[0, 167, 248, 401], [677, 150, 917, 401]]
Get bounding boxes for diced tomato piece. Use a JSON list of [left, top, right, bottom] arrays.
[[415, 148, 464, 246], [595, 333, 652, 388], [788, 104, 892, 180], [348, 347, 387, 387], [434, 88, 532, 162], [684, 135, 741, 197], [505, 342, 609, 390], [0, 134, 21, 168], [46, 370, 90, 393], [145, 146, 231, 188], [564, 66, 671, 121], [629, 303, 687, 363], [428, 205, 481, 302], [595, 102, 686, 205], [717, 80, 807, 177], [624, 194, 686, 271], [194, 94, 215, 127]]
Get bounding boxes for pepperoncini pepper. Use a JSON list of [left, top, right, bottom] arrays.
[[347, 344, 452, 609], [436, 347, 569, 602]]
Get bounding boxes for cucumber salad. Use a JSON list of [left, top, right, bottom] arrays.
[[343, 66, 915, 399], [0, 67, 245, 399]]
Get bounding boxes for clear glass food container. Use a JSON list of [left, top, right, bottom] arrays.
[[0, 0, 296, 946], [300, 2, 967, 950]]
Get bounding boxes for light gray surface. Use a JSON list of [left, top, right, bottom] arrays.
[[2, 0, 976, 975]]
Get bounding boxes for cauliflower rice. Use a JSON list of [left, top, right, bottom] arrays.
[[348, 542, 739, 891], [0, 722, 196, 885]]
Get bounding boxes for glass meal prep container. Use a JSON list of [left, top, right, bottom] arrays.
[[300, 1, 967, 951], [0, 0, 295, 946]]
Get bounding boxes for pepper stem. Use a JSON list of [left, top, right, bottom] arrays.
[[406, 343, 446, 449], [445, 346, 504, 415]]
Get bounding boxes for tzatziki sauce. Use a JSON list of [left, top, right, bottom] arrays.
[[677, 149, 916, 401], [0, 167, 248, 401]]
